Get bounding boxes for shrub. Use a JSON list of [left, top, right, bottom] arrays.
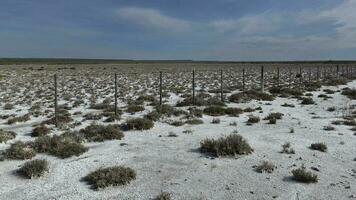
[[156, 104, 175, 116], [203, 106, 226, 116], [200, 134, 253, 157], [225, 107, 243, 117], [0, 129, 16, 143], [169, 120, 184, 127], [326, 107, 336, 112], [229, 90, 274, 103], [83, 166, 136, 190], [300, 98, 315, 105], [127, 105, 145, 113], [310, 143, 327, 152], [247, 115, 260, 124], [80, 124, 124, 142], [185, 118, 203, 125], [264, 112, 283, 120], [17, 159, 49, 179], [291, 165, 318, 183], [323, 126, 335, 131], [268, 118, 276, 124], [3, 103, 14, 110], [144, 111, 161, 121], [341, 88, 356, 99], [188, 107, 203, 118], [31, 126, 50, 137], [255, 161, 276, 173], [7, 114, 30, 124], [123, 118, 154, 130], [31, 135, 87, 159], [280, 142, 295, 154], [270, 87, 303, 96], [281, 103, 295, 108], [83, 113, 102, 120], [155, 192, 172, 200], [211, 118, 220, 124], [3, 141, 36, 160]]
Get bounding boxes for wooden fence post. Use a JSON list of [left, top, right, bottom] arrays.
[[114, 73, 118, 118], [220, 69, 224, 102], [308, 67, 312, 83], [159, 71, 163, 105], [316, 66, 320, 81], [54, 74, 58, 127], [277, 67, 280, 87], [192, 69, 195, 105], [299, 66, 302, 88], [242, 68, 245, 92], [260, 66, 264, 92], [336, 65, 339, 78], [289, 68, 292, 88]]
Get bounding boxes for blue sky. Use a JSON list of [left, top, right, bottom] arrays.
[[1, 0, 355, 61]]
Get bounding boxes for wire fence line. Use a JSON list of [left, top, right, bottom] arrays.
[[47, 65, 356, 127]]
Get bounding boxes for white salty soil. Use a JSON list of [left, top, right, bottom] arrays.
[[1, 82, 356, 200]]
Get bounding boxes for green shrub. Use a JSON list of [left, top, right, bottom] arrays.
[[225, 107, 243, 117], [7, 114, 30, 124], [203, 106, 226, 116], [268, 118, 276, 124], [300, 98, 315, 105], [144, 111, 162, 121], [263, 112, 284, 120], [31, 135, 87, 159], [155, 192, 172, 200], [83, 166, 136, 190], [200, 134, 253, 157], [123, 118, 154, 130], [341, 88, 356, 99], [310, 143, 327, 152], [17, 159, 49, 179], [188, 107, 203, 118], [291, 165, 318, 183], [255, 161, 276, 173], [127, 105, 145, 113], [185, 118, 203, 125], [3, 141, 36, 160], [229, 90, 274, 103], [156, 104, 175, 116], [169, 120, 185, 127], [269, 87, 303, 96], [80, 124, 124, 142], [247, 115, 260, 124], [3, 103, 14, 110], [31, 126, 50, 137], [0, 129, 16, 143]]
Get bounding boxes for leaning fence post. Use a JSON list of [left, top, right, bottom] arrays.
[[299, 66, 302, 88], [220, 69, 224, 102], [242, 68, 245, 92], [308, 67, 312, 83], [159, 71, 163, 105], [260, 66, 264, 92], [114, 73, 118, 118], [192, 69, 195, 105], [316, 66, 320, 81], [54, 74, 58, 127], [289, 68, 292, 88], [336, 65, 339, 78]]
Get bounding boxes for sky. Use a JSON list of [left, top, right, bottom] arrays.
[[1, 0, 356, 61]]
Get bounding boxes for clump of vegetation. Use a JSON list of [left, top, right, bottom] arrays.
[[280, 142, 295, 154], [247, 115, 260, 124], [300, 97, 315, 105], [211, 118, 221, 124], [31, 126, 50, 137], [122, 118, 154, 130], [324, 78, 347, 86], [144, 111, 161, 121], [200, 134, 253, 157], [7, 114, 30, 124], [2, 141, 36, 160], [229, 90, 274, 103], [188, 107, 203, 118], [154, 192, 172, 200], [31, 134, 87, 159], [127, 105, 145, 113], [326, 107, 336, 112], [281, 103, 295, 108], [83, 166, 136, 190], [255, 161, 276, 173], [291, 164, 318, 183], [185, 118, 203, 125], [310, 143, 327, 152], [0, 129, 16, 143], [341, 88, 356, 99], [80, 124, 124, 142], [323, 125, 335, 131], [3, 103, 14, 110], [264, 112, 284, 120], [269, 87, 303, 97], [169, 120, 184, 127], [225, 107, 243, 117], [17, 159, 49, 179], [155, 104, 175, 116], [203, 106, 226, 116]]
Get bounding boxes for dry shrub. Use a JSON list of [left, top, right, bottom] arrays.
[[31, 125, 50, 137], [255, 161, 276, 173], [123, 118, 154, 130], [0, 129, 16, 143], [3, 141, 36, 160], [310, 143, 327, 152], [80, 124, 124, 142], [291, 165, 318, 183], [17, 159, 49, 179]]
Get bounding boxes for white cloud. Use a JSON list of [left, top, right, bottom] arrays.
[[116, 7, 190, 33]]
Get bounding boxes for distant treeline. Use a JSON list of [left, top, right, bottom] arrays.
[[0, 58, 356, 65]]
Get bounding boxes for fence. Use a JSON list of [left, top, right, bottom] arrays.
[[45, 64, 355, 127]]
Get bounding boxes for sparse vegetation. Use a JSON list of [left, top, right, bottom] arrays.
[[0, 129, 16, 143], [255, 161, 276, 173], [31, 125, 50, 137], [155, 192, 172, 200], [310, 143, 327, 152], [2, 141, 36, 160], [291, 164, 318, 183], [80, 124, 124, 142], [17, 159, 49, 179], [123, 118, 154, 130], [280, 142, 295, 154]]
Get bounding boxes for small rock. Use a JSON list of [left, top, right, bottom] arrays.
[[120, 143, 128, 146], [250, 191, 254, 194], [353, 158, 356, 161], [311, 167, 320, 172]]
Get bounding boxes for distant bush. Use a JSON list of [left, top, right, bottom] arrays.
[[255, 161, 276, 173], [310, 143, 327, 152], [263, 112, 284, 120], [225, 107, 243, 117], [31, 134, 87, 159], [185, 118, 203, 125], [127, 105, 145, 113], [0, 129, 16, 143], [247, 115, 260, 124], [280, 142, 295, 154], [281, 103, 295, 108], [323, 125, 335, 131], [4, 103, 14, 110], [326, 107, 336, 112], [7, 114, 30, 124], [200, 134, 253, 157], [269, 87, 303, 97], [229, 90, 274, 103], [83, 166, 136, 190], [144, 111, 162, 121], [291, 165, 318, 183], [203, 106, 226, 116], [83, 113, 102, 120], [80, 124, 124, 142], [188, 107, 203, 118], [17, 159, 49, 179], [300, 98, 315, 105], [3, 141, 36, 160], [211, 118, 221, 124], [123, 118, 154, 130], [341, 88, 356, 99], [169, 120, 185, 127], [154, 192, 172, 200], [324, 78, 347, 86], [31, 126, 50, 137], [155, 104, 175, 116]]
